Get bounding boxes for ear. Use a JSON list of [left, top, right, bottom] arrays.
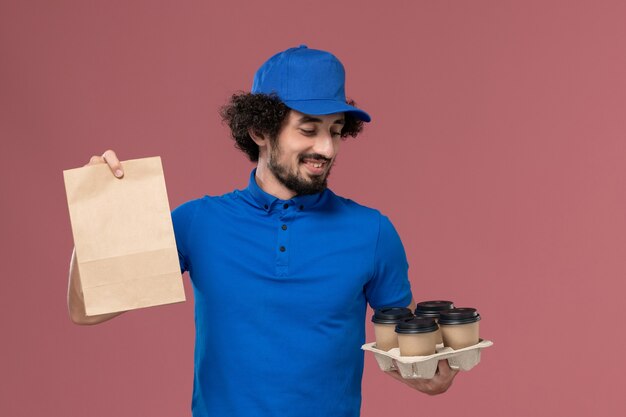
[[248, 128, 267, 147]]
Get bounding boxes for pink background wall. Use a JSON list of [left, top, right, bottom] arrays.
[[1, 1, 624, 416]]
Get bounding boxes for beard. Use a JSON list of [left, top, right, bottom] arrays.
[[267, 142, 334, 196]]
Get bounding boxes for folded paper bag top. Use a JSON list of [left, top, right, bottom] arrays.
[[63, 156, 185, 316]]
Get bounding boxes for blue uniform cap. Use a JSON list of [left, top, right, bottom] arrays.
[[251, 45, 372, 122]]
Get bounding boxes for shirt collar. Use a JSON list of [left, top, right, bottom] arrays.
[[243, 168, 327, 212]]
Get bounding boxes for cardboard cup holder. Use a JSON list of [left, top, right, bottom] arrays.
[[362, 339, 493, 379]]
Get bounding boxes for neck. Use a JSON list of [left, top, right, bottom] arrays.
[[254, 161, 296, 200]]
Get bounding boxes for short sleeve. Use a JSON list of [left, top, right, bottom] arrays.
[[364, 214, 413, 309], [171, 199, 199, 274]]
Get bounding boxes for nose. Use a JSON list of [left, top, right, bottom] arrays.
[[311, 133, 335, 159]]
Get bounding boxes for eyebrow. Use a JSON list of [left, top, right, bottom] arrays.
[[298, 115, 345, 125]]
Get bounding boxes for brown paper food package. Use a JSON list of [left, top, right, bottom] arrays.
[[63, 156, 186, 316]]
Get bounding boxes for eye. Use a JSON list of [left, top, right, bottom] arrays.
[[331, 131, 342, 137], [300, 129, 316, 136]]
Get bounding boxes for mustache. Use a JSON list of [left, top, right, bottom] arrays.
[[299, 154, 332, 163]]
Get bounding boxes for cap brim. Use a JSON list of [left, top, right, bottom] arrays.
[[283, 99, 371, 122]]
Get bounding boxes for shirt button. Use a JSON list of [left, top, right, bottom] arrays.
[[281, 224, 288, 231], [299, 205, 304, 210], [283, 203, 289, 209], [279, 246, 286, 252], [264, 204, 268, 209]]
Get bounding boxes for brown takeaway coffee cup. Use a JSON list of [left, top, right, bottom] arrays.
[[414, 300, 455, 344], [372, 307, 414, 351], [395, 317, 439, 356], [438, 308, 481, 350]]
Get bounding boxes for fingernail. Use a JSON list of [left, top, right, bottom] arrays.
[[115, 170, 123, 178]]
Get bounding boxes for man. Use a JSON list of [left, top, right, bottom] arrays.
[[68, 45, 457, 417]]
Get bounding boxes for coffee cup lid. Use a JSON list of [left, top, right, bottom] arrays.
[[372, 307, 414, 324], [414, 300, 455, 317], [438, 308, 481, 325], [395, 317, 439, 334]]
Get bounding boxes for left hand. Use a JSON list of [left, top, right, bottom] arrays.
[[384, 359, 458, 395]]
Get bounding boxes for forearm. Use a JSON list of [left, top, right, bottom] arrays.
[[67, 247, 123, 325]]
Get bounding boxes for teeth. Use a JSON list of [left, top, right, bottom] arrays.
[[303, 160, 325, 169]]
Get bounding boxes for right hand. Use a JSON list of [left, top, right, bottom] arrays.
[[85, 149, 124, 178]]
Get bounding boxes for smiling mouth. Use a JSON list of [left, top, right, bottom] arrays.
[[301, 158, 329, 171]]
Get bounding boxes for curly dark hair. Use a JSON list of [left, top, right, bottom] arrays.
[[219, 92, 365, 162]]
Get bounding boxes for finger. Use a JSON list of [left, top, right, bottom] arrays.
[[436, 359, 454, 377], [101, 149, 124, 178], [88, 155, 103, 164], [433, 361, 458, 391], [85, 155, 106, 167]]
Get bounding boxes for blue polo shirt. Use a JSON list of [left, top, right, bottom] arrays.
[[172, 169, 412, 417]]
